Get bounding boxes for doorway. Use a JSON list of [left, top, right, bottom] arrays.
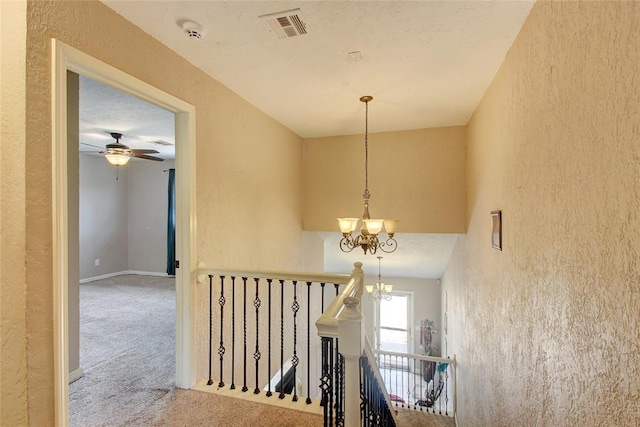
[[52, 40, 196, 426], [68, 71, 179, 424]]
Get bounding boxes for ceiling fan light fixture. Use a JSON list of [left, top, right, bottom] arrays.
[[104, 150, 131, 166], [99, 132, 163, 165], [104, 134, 131, 166]]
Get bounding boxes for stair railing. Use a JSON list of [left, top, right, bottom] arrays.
[[197, 264, 350, 405], [316, 262, 398, 427], [372, 349, 456, 417]]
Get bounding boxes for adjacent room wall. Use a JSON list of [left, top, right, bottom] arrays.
[[21, 1, 305, 422], [442, 2, 640, 425], [303, 126, 467, 233], [79, 154, 129, 280], [128, 159, 176, 274], [67, 72, 81, 378]]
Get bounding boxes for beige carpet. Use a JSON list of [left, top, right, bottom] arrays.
[[396, 408, 455, 427], [142, 388, 322, 426]]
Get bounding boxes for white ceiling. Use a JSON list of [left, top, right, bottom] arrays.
[[101, 0, 535, 138], [321, 232, 458, 279], [83, 0, 534, 278]]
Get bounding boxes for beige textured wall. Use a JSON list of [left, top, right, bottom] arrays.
[[0, 1, 29, 425], [19, 0, 304, 424], [442, 2, 640, 425], [303, 126, 466, 233]]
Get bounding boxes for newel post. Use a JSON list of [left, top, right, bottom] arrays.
[[339, 296, 363, 427]]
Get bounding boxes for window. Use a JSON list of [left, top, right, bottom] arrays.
[[375, 292, 412, 354]]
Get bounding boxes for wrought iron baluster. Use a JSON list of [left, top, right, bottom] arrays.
[[398, 356, 402, 408], [218, 276, 226, 388], [335, 338, 340, 419], [231, 276, 236, 389], [336, 352, 345, 426], [242, 276, 248, 392], [320, 282, 325, 312], [444, 361, 449, 415], [417, 358, 422, 411], [266, 279, 273, 397], [361, 354, 371, 427], [230, 276, 236, 390], [430, 360, 435, 414], [438, 361, 443, 414], [279, 279, 285, 399], [334, 283, 339, 296], [320, 337, 334, 426], [384, 354, 396, 408], [373, 357, 378, 426], [253, 277, 261, 394], [291, 280, 299, 402], [207, 275, 214, 386], [359, 355, 365, 426], [306, 281, 312, 405]]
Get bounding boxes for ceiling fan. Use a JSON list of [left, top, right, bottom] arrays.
[[89, 132, 164, 166]]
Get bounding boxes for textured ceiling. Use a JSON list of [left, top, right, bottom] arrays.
[[321, 232, 459, 279], [85, 1, 534, 278], [79, 75, 175, 159], [101, 0, 535, 138]]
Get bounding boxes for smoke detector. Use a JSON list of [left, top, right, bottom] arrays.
[[182, 21, 205, 39], [259, 8, 309, 39]]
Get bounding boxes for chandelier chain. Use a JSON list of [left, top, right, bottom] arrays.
[[364, 99, 369, 198]]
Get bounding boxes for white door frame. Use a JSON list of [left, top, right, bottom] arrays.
[[52, 39, 197, 426]]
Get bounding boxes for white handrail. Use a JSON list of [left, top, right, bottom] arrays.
[[315, 262, 364, 339], [363, 336, 400, 425], [197, 266, 350, 285], [373, 349, 456, 366]]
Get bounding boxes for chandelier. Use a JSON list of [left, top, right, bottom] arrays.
[[366, 256, 393, 301], [337, 96, 398, 255]]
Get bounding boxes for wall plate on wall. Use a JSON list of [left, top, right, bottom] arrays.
[[491, 210, 502, 251]]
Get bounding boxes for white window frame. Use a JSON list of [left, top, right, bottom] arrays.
[[373, 290, 414, 354]]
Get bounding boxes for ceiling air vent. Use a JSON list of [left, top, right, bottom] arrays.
[[151, 140, 174, 147], [260, 8, 309, 39]]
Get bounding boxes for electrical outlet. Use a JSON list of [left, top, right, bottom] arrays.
[[95, 259, 100, 266]]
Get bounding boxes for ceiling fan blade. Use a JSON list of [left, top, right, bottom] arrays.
[[132, 153, 164, 161], [81, 142, 105, 150], [131, 149, 160, 154]]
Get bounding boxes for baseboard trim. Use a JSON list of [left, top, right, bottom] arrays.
[[80, 270, 171, 283], [128, 270, 173, 278], [80, 271, 130, 283], [69, 368, 84, 384]]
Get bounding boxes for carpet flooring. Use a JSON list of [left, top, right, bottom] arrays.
[[69, 274, 176, 426], [68, 274, 452, 426]]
